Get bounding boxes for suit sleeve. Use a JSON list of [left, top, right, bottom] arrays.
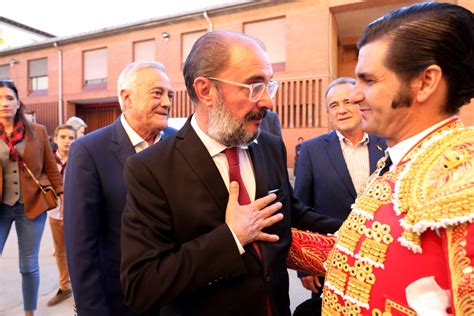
[[121, 155, 248, 312], [41, 126, 63, 195], [272, 113, 282, 137], [274, 138, 342, 234], [64, 141, 110, 316], [294, 142, 314, 207]]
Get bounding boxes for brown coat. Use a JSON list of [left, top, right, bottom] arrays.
[[0, 122, 64, 219]]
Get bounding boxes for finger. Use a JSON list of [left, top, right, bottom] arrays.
[[303, 279, 317, 292], [254, 193, 277, 210], [301, 280, 312, 291], [260, 202, 282, 218], [314, 277, 322, 288], [261, 212, 284, 228], [227, 181, 240, 206], [255, 232, 279, 243]]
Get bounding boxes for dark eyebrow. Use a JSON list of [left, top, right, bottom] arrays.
[[245, 75, 267, 84], [356, 72, 373, 82]]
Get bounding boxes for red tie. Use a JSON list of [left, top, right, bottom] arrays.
[[224, 147, 273, 316], [224, 147, 262, 259]]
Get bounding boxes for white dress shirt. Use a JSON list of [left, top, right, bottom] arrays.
[[120, 113, 162, 153]]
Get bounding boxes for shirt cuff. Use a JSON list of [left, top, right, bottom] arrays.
[[228, 225, 245, 255]]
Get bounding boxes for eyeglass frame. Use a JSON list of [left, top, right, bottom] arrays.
[[207, 77, 279, 102]]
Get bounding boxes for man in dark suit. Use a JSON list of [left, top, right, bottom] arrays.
[[120, 30, 342, 316], [64, 61, 176, 316], [294, 77, 386, 314], [260, 110, 282, 137]]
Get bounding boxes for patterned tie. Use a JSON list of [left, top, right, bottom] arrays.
[[224, 147, 262, 259], [379, 154, 392, 176]]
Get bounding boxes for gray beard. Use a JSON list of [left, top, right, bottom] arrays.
[[207, 96, 263, 147]]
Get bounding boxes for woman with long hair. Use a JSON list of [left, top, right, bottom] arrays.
[[0, 80, 63, 316]]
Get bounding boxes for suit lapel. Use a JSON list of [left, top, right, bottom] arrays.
[[324, 131, 357, 199], [176, 119, 228, 212], [248, 140, 272, 264], [368, 135, 385, 173], [110, 118, 135, 168]]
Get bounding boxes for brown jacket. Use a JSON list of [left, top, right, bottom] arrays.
[[0, 122, 63, 219]]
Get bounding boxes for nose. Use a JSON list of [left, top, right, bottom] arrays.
[[349, 83, 364, 105], [256, 88, 274, 111], [162, 94, 172, 108]]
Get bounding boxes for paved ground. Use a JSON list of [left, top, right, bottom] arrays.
[[0, 220, 74, 316], [0, 172, 310, 315]]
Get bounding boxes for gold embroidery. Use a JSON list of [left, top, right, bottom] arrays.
[[354, 179, 392, 217], [446, 224, 474, 315], [396, 127, 474, 250]]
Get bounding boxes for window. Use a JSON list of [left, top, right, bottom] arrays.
[[244, 17, 286, 71], [134, 40, 156, 62], [84, 48, 107, 86], [28, 58, 48, 92], [0, 64, 9, 80], [181, 30, 206, 65]]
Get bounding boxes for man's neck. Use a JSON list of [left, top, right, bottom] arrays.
[[339, 129, 364, 145]]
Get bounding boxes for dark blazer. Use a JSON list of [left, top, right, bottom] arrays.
[[120, 118, 342, 316], [260, 110, 282, 137], [294, 130, 386, 221], [64, 118, 176, 316]]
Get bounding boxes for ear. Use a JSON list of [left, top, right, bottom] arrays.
[[193, 77, 215, 107], [412, 65, 443, 104], [120, 89, 132, 109]]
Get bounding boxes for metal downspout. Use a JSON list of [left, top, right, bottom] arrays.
[[203, 11, 213, 32], [53, 42, 63, 125]]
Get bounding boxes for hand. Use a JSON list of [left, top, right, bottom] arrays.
[[225, 181, 283, 246], [299, 275, 322, 293], [59, 194, 64, 221]]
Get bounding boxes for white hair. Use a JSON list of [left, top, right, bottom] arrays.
[[117, 61, 167, 111], [65, 116, 87, 129]]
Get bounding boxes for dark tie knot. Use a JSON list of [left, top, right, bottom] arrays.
[[379, 154, 392, 176], [224, 147, 239, 167]]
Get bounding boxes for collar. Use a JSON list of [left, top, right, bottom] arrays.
[[335, 130, 369, 146], [120, 113, 162, 146], [387, 116, 455, 167], [191, 114, 253, 157]]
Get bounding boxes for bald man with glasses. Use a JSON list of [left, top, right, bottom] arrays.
[[120, 30, 342, 316]]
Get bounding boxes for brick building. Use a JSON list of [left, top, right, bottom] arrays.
[[0, 0, 472, 166]]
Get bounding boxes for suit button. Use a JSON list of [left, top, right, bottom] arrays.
[[265, 274, 271, 282], [13, 170, 17, 173], [14, 181, 18, 184], [14, 192, 18, 195]]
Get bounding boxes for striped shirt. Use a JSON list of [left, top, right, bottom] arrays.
[[336, 130, 370, 195]]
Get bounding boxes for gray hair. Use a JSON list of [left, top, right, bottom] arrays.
[[183, 30, 264, 104], [65, 116, 87, 129], [117, 61, 166, 111], [325, 77, 356, 97]]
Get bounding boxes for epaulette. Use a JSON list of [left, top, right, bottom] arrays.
[[394, 127, 474, 252]]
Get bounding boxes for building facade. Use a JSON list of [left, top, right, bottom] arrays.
[[0, 0, 472, 166]]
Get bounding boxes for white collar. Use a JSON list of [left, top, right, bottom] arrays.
[[387, 116, 455, 167], [335, 130, 369, 146], [190, 114, 253, 157], [120, 113, 162, 146]]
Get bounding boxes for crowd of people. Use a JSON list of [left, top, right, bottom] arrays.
[[0, 2, 472, 316]]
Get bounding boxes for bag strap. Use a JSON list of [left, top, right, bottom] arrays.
[[23, 162, 47, 194]]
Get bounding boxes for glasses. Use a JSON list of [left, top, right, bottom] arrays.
[[207, 77, 279, 102]]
